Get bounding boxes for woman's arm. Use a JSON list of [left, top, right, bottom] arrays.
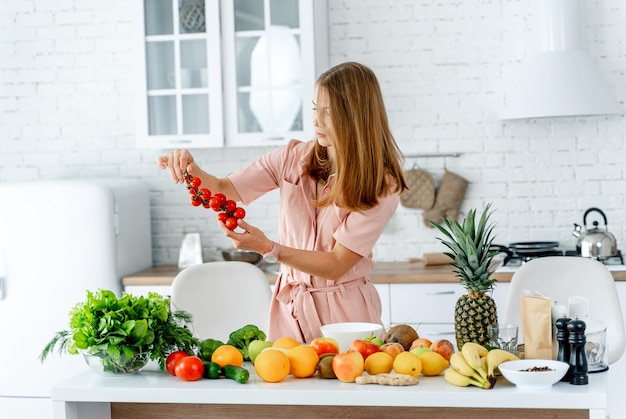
[[221, 219, 362, 281], [157, 149, 242, 202]]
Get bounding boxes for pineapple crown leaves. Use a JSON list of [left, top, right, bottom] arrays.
[[431, 204, 498, 294]]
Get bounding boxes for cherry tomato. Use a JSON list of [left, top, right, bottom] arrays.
[[225, 199, 237, 213], [187, 186, 197, 195], [190, 196, 202, 206], [184, 174, 194, 185], [224, 217, 238, 231], [191, 177, 201, 188], [217, 212, 228, 223], [166, 351, 189, 376], [175, 355, 204, 381], [213, 193, 227, 207], [232, 207, 246, 219], [209, 196, 223, 211], [200, 188, 211, 200]]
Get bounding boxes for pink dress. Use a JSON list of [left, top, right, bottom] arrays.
[[228, 140, 400, 343]]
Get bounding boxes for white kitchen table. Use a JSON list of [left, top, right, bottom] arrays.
[[52, 365, 608, 419]]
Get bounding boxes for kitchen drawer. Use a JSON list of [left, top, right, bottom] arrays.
[[390, 283, 463, 324]]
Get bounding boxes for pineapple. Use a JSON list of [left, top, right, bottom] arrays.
[[431, 204, 498, 350]]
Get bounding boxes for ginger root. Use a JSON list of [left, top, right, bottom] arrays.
[[355, 373, 419, 386]]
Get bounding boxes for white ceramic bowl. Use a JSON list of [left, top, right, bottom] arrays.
[[498, 359, 569, 390], [320, 322, 384, 352]]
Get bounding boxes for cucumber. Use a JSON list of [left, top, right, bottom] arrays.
[[202, 361, 222, 379], [223, 365, 249, 384]]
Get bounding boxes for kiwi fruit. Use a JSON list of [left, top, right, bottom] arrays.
[[316, 353, 337, 379], [384, 324, 419, 351]]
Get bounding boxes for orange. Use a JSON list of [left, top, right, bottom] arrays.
[[393, 351, 422, 377], [211, 344, 243, 368], [287, 345, 319, 378], [254, 348, 290, 383], [364, 351, 394, 375], [272, 336, 300, 350]]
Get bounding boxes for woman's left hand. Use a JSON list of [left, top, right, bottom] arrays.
[[218, 218, 273, 255]]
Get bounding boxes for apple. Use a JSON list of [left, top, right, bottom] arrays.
[[430, 339, 455, 362], [332, 351, 364, 383], [310, 337, 340, 356], [409, 346, 432, 357], [349, 339, 381, 361], [248, 340, 273, 363], [379, 342, 404, 359], [409, 338, 433, 351], [363, 335, 384, 347]]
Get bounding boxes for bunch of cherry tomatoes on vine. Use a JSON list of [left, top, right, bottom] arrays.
[[184, 172, 245, 231]]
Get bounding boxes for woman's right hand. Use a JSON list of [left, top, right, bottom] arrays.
[[156, 149, 196, 183]]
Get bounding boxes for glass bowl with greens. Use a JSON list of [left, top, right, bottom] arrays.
[[40, 289, 198, 375]]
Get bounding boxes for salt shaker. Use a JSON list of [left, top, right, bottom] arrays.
[[568, 319, 588, 385], [555, 317, 572, 382]]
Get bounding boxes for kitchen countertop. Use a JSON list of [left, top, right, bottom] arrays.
[[122, 261, 626, 287], [51, 366, 608, 419]]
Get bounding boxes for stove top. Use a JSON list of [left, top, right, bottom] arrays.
[[500, 249, 624, 267]]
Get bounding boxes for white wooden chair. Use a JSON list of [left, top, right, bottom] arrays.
[[170, 261, 273, 342], [504, 256, 625, 364]]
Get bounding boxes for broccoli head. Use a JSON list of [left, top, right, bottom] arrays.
[[226, 324, 267, 361]]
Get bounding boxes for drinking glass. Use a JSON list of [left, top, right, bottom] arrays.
[[487, 323, 518, 355]]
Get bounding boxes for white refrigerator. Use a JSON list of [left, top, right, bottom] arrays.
[[0, 179, 153, 419]]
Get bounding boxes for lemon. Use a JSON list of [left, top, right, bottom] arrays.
[[364, 351, 394, 375], [418, 350, 450, 376], [392, 351, 422, 377]]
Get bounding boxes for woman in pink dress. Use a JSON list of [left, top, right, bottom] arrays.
[[158, 62, 408, 343]]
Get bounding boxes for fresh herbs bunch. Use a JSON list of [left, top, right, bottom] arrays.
[[40, 289, 198, 373]]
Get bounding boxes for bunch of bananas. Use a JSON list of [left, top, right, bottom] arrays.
[[444, 342, 519, 389]]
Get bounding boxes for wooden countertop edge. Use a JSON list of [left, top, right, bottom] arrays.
[[122, 262, 626, 287]]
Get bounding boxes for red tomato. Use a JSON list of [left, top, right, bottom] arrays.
[[190, 196, 202, 207], [191, 177, 201, 188], [224, 217, 238, 231], [213, 193, 227, 207], [217, 212, 228, 223], [232, 207, 246, 219], [199, 188, 212, 200], [166, 351, 189, 376], [209, 196, 223, 212], [225, 199, 237, 213], [175, 355, 204, 381]]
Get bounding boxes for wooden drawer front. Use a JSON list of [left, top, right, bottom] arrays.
[[390, 283, 462, 324]]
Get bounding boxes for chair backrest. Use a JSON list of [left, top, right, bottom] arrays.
[[504, 256, 625, 364], [170, 261, 273, 342]]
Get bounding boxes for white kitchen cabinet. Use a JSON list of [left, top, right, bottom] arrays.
[[135, 0, 328, 149]]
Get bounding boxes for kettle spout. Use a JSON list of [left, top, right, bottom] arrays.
[[572, 223, 582, 238]]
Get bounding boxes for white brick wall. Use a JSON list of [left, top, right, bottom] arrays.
[[1, 0, 625, 265]]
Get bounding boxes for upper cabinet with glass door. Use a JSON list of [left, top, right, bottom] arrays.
[[136, 0, 223, 148], [135, 0, 327, 149], [221, 0, 328, 147]]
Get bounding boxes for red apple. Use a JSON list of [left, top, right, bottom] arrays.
[[310, 337, 340, 356], [363, 335, 384, 347], [430, 339, 455, 362], [349, 339, 381, 361], [379, 342, 404, 359], [332, 351, 364, 383]]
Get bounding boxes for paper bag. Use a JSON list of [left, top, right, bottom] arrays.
[[520, 294, 553, 359]]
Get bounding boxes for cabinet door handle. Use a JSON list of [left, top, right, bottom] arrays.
[[425, 291, 455, 295]]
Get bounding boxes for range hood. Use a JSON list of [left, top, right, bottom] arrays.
[[501, 0, 621, 120]]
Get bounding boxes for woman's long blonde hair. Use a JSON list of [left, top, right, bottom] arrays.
[[306, 62, 408, 210]]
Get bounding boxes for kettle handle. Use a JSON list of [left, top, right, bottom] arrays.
[[583, 207, 608, 228]]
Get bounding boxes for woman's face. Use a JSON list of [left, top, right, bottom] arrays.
[[312, 87, 335, 148]]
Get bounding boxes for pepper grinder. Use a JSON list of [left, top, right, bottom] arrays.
[[568, 319, 588, 385], [555, 317, 572, 382]]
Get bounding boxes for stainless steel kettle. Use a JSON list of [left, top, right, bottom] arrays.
[[572, 207, 618, 259]]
